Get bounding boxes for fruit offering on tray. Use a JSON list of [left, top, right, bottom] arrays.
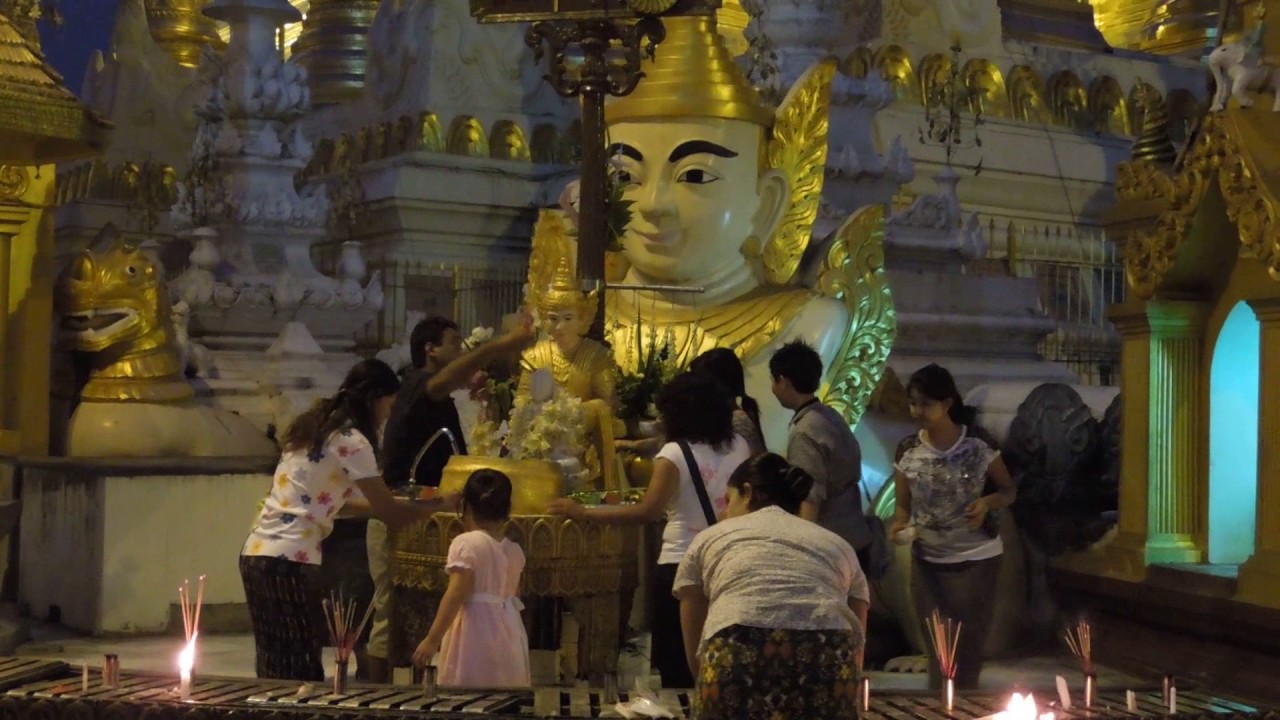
[[565, 489, 646, 506]]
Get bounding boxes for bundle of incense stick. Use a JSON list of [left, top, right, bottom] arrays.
[[925, 609, 962, 680], [1064, 620, 1094, 675], [178, 575, 206, 643], [323, 592, 376, 664]]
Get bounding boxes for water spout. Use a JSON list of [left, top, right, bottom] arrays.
[[408, 427, 460, 485]]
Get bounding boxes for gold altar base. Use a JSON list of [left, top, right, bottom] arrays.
[[390, 513, 639, 682], [437, 457, 566, 517]]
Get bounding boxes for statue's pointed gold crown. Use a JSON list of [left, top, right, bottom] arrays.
[[604, 16, 774, 128], [548, 256, 578, 294], [538, 256, 599, 324]]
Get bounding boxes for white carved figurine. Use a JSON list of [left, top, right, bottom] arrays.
[[1208, 13, 1280, 112]]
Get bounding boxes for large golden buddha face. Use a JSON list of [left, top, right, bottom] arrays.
[[609, 118, 787, 284]]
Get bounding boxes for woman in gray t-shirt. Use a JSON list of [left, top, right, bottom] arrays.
[[891, 363, 1016, 691], [674, 453, 868, 720]]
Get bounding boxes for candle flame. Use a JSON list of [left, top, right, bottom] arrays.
[[178, 632, 198, 676], [999, 693, 1055, 720]]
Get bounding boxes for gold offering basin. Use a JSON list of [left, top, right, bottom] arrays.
[[390, 511, 642, 679], [438, 456, 563, 515]]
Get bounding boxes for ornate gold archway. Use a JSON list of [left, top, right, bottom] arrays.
[[1094, 108, 1280, 607]]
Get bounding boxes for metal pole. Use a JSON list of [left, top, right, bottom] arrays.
[[578, 79, 609, 339]]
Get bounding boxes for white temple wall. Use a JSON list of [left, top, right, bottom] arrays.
[[19, 462, 270, 634]]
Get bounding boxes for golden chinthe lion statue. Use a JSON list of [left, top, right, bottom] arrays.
[[56, 226, 276, 458]]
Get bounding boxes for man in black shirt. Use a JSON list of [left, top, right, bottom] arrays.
[[365, 314, 533, 681]]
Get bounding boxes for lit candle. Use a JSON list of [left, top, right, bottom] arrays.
[[177, 632, 197, 701]]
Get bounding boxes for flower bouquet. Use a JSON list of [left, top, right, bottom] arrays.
[[615, 319, 684, 425], [462, 325, 516, 457], [506, 372, 599, 490]]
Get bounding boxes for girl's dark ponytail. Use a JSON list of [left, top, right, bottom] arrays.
[[727, 453, 815, 515]]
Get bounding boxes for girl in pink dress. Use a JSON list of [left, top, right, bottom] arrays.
[[412, 469, 530, 687]]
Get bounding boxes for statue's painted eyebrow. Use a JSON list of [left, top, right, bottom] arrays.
[[609, 143, 643, 162], [668, 140, 738, 163]]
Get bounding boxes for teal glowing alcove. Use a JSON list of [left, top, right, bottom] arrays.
[[1208, 301, 1259, 565]]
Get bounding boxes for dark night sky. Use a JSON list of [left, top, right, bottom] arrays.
[[38, 0, 119, 97]]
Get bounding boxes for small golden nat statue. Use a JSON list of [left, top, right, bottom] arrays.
[[516, 252, 622, 492]]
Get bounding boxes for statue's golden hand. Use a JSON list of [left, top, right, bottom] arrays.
[[546, 497, 587, 521]]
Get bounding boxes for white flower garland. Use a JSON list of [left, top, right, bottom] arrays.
[[507, 388, 599, 480]]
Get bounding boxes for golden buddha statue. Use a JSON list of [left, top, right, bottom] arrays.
[[519, 254, 618, 409], [517, 248, 622, 490], [527, 16, 895, 451]]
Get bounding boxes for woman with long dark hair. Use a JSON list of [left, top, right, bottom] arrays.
[[240, 359, 455, 681], [676, 453, 868, 719], [690, 347, 766, 456], [547, 372, 750, 688], [891, 363, 1016, 690]]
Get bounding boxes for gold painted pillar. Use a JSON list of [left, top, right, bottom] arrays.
[[1103, 302, 1153, 579], [0, 165, 55, 457], [1143, 299, 1209, 564], [1237, 298, 1280, 607]]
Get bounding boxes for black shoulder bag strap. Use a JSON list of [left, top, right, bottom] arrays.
[[677, 440, 718, 527]]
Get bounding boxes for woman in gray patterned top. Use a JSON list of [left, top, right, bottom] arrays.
[[891, 363, 1016, 691], [675, 453, 868, 720]]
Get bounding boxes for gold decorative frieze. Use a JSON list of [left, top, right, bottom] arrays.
[[852, 44, 1198, 138], [298, 113, 580, 182], [1009, 65, 1050, 123], [873, 45, 918, 103], [842, 47, 873, 80], [1089, 76, 1130, 135], [963, 58, 1010, 117], [489, 120, 532, 162], [446, 116, 488, 158], [1049, 70, 1089, 130], [54, 159, 178, 208]]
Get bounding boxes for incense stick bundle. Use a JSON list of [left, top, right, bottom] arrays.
[[324, 592, 377, 664], [1064, 620, 1094, 675], [178, 575, 206, 643], [925, 609, 962, 680]]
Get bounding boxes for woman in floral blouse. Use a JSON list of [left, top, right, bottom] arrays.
[[240, 359, 454, 681], [891, 363, 1016, 691]]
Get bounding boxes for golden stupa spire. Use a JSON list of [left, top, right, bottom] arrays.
[[290, 0, 380, 106], [143, 0, 225, 68], [1129, 82, 1177, 164], [716, 0, 749, 56], [604, 15, 773, 127]]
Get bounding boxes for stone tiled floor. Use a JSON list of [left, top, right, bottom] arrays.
[[11, 622, 1146, 698]]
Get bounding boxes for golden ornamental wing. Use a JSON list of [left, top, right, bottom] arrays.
[[817, 204, 896, 429], [527, 209, 573, 313], [763, 58, 837, 286]]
